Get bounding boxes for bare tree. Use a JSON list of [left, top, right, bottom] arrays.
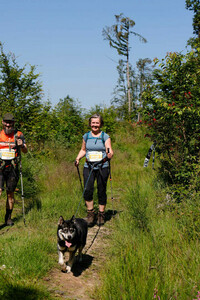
[[103, 13, 147, 117]]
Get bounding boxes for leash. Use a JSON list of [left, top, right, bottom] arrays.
[[74, 157, 109, 217], [143, 141, 157, 169], [84, 226, 101, 254]]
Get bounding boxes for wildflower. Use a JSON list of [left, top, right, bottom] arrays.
[[172, 102, 175, 106], [168, 103, 171, 106], [0, 265, 6, 270], [153, 288, 160, 300], [193, 290, 200, 300], [153, 118, 156, 122]]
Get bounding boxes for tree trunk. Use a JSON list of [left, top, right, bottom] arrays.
[[126, 47, 131, 117]]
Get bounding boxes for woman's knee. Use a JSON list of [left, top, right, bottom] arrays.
[[7, 192, 15, 204]]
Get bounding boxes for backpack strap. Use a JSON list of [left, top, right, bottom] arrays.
[[85, 131, 90, 144], [101, 131, 105, 145], [85, 131, 105, 145]]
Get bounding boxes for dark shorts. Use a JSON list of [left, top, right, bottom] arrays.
[[0, 164, 19, 192], [83, 166, 110, 205]]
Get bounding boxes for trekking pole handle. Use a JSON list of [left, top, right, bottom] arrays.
[[107, 148, 111, 162], [74, 159, 79, 167]]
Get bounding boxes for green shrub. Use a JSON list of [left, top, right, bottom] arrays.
[[143, 50, 200, 190]]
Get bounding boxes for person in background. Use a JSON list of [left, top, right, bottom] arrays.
[[0, 113, 27, 226], [75, 113, 113, 226]]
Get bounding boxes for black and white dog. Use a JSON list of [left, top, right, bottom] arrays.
[[57, 215, 88, 273]]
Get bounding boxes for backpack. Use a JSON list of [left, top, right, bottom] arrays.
[[85, 131, 105, 146]]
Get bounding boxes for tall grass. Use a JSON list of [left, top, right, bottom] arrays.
[[0, 124, 200, 299]]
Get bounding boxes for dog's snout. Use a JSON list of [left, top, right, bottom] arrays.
[[67, 235, 72, 241]]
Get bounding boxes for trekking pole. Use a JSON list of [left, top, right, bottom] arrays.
[[19, 160, 26, 226], [152, 145, 156, 169], [75, 163, 83, 192], [143, 140, 156, 169], [108, 149, 114, 215]]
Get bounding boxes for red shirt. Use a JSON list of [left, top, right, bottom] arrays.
[[0, 130, 24, 158]]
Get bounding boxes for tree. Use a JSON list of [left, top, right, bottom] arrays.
[[52, 96, 85, 146], [112, 59, 136, 120], [136, 58, 153, 121], [102, 13, 147, 117], [186, 0, 200, 46], [87, 105, 118, 135], [0, 42, 43, 133]]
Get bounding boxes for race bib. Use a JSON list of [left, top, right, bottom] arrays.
[[0, 149, 16, 160], [87, 151, 103, 162]]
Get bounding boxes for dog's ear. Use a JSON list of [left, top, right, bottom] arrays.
[[70, 215, 76, 223], [58, 216, 64, 225]]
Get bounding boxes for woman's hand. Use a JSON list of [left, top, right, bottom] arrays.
[[106, 148, 113, 160], [105, 138, 113, 160], [75, 158, 80, 167], [75, 139, 86, 167]]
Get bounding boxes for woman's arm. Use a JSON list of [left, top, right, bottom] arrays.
[[75, 139, 86, 166]]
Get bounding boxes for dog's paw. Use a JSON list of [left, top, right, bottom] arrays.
[[58, 260, 64, 265], [65, 265, 71, 273]]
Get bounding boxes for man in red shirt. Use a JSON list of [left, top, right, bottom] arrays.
[[0, 113, 27, 226]]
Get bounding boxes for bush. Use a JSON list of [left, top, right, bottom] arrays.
[[142, 50, 200, 189]]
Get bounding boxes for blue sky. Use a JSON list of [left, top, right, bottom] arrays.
[[0, 0, 193, 109]]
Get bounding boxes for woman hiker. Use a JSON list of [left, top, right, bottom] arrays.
[[75, 113, 113, 226]]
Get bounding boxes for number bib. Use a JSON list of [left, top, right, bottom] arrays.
[[0, 149, 16, 160], [87, 151, 103, 162]]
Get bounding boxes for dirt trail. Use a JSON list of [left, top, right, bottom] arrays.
[[43, 212, 115, 299]]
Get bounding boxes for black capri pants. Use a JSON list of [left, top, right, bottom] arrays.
[[83, 166, 110, 205]]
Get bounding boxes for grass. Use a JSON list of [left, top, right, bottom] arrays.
[[0, 125, 200, 299], [95, 125, 200, 300], [0, 148, 86, 299]]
